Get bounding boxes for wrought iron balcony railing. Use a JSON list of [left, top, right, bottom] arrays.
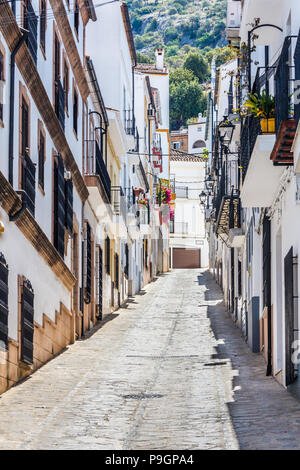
[[124, 109, 135, 136], [240, 115, 261, 181], [175, 186, 189, 199], [213, 158, 241, 235], [111, 186, 127, 221], [138, 159, 150, 193], [170, 222, 189, 235], [84, 140, 111, 202]]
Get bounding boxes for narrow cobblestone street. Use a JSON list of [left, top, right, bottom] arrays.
[[1, 270, 300, 450]]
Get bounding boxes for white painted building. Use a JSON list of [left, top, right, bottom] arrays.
[[0, 0, 170, 396], [207, 0, 300, 394], [188, 114, 208, 155], [170, 150, 209, 269]]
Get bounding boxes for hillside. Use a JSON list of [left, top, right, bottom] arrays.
[[127, 0, 227, 63]]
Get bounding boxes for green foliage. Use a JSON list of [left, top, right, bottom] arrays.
[[128, 0, 230, 130], [170, 68, 207, 130], [128, 0, 227, 55], [183, 52, 209, 83], [244, 91, 275, 119], [136, 51, 152, 63]]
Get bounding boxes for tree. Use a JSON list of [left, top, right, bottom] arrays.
[[170, 68, 207, 130], [183, 52, 209, 83], [136, 51, 152, 64]]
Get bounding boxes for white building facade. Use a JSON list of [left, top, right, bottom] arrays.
[[207, 0, 300, 392]]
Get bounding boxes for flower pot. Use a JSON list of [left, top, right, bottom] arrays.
[[260, 118, 275, 134]]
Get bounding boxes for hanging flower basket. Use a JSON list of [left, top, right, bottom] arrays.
[[138, 198, 148, 206]]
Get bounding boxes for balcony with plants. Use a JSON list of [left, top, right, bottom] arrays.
[[240, 35, 298, 207]]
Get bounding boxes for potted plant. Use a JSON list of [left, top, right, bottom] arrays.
[[244, 90, 275, 133], [138, 198, 148, 206]]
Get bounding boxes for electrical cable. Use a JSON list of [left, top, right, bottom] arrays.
[[0, 0, 121, 26]]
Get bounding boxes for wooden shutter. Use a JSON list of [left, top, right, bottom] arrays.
[[22, 153, 36, 217], [0, 51, 4, 121], [115, 253, 119, 290], [54, 154, 65, 258], [124, 243, 129, 278], [285, 247, 297, 386], [38, 130, 45, 190], [83, 222, 91, 304], [96, 247, 103, 320], [0, 253, 8, 351], [21, 279, 34, 364], [105, 236, 110, 275], [26, 0, 38, 64], [64, 179, 73, 234]]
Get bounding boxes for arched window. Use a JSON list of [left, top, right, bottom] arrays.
[[192, 140, 206, 149]]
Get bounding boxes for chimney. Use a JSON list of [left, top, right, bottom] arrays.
[[155, 48, 164, 71]]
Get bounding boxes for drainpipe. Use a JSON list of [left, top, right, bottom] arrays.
[[132, 65, 135, 135], [9, 28, 28, 186]]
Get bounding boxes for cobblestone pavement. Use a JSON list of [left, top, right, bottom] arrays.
[[1, 270, 300, 450]]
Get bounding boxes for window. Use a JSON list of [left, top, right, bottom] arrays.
[[115, 253, 119, 290], [95, 246, 103, 320], [20, 90, 35, 216], [20, 278, 34, 364], [73, 86, 78, 135], [173, 142, 180, 150], [63, 59, 69, 112], [0, 252, 8, 351], [40, 0, 46, 53], [65, 178, 73, 234], [74, 0, 79, 36], [192, 140, 206, 149], [21, 97, 29, 157], [105, 236, 110, 275], [0, 48, 5, 122], [53, 153, 65, 258], [38, 125, 45, 190], [83, 222, 91, 304]]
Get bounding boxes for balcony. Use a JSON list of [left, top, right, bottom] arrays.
[[270, 36, 297, 166], [292, 32, 300, 172], [111, 186, 127, 222], [138, 205, 151, 234], [213, 158, 241, 237], [84, 140, 111, 203], [226, 0, 241, 44], [170, 222, 189, 235], [124, 109, 135, 136], [175, 186, 188, 199], [138, 159, 150, 193]]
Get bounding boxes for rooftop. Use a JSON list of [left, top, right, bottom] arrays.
[[171, 149, 208, 162]]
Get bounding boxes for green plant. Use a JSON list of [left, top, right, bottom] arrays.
[[244, 90, 275, 119]]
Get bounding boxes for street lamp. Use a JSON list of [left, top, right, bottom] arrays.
[[218, 117, 234, 146], [199, 191, 207, 206], [204, 174, 215, 191]]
